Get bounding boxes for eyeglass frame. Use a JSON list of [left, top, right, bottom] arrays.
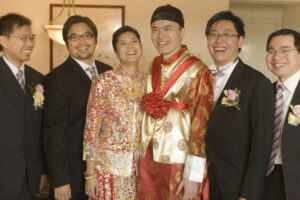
[[207, 32, 240, 40], [68, 32, 94, 41], [5, 35, 36, 43], [266, 48, 299, 56]]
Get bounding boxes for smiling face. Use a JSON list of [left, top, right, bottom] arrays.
[[151, 20, 184, 60], [0, 25, 35, 68], [115, 31, 142, 67], [266, 35, 300, 82], [207, 20, 244, 68], [66, 22, 96, 65]]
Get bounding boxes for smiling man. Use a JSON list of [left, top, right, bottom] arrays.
[[204, 11, 274, 200], [264, 29, 300, 200], [43, 15, 111, 200], [0, 13, 46, 200], [137, 5, 213, 200]]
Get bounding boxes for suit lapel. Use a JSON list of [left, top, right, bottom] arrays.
[[66, 56, 91, 85], [282, 79, 300, 133], [208, 60, 245, 130], [0, 57, 25, 95]]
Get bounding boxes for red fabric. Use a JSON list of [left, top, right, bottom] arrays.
[[137, 141, 206, 200], [141, 55, 199, 119]]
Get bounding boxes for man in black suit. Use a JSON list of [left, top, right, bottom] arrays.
[[264, 29, 300, 200], [0, 13, 47, 200], [205, 11, 274, 200], [43, 15, 111, 200]]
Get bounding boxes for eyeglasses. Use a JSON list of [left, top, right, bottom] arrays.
[[68, 32, 94, 41], [267, 48, 298, 56], [7, 35, 36, 42], [207, 33, 239, 40]]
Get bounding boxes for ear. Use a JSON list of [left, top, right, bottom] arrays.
[[180, 27, 185, 39], [238, 36, 244, 49], [0, 35, 8, 49]]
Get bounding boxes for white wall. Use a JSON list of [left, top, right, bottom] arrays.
[[0, 0, 229, 74], [282, 5, 300, 31]]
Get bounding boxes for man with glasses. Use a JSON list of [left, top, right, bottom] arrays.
[[204, 11, 274, 200], [43, 15, 111, 200], [264, 29, 300, 200], [0, 13, 47, 200]]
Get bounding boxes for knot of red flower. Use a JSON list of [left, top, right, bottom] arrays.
[[166, 4, 172, 7], [141, 91, 172, 119]]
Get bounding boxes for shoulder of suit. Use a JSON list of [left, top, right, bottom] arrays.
[[238, 59, 269, 82], [25, 65, 44, 79], [95, 59, 113, 70]]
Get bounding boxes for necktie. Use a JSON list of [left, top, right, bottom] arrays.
[[86, 66, 97, 80], [266, 84, 285, 176], [16, 69, 25, 90]]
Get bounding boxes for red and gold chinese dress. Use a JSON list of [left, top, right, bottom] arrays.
[[137, 46, 213, 200], [83, 66, 146, 200]]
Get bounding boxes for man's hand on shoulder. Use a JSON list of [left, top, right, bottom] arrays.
[[54, 184, 71, 200]]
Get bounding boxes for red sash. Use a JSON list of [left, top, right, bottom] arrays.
[[141, 55, 199, 119]]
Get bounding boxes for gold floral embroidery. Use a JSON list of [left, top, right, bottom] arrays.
[[191, 117, 200, 132], [160, 155, 170, 163], [153, 139, 159, 150], [163, 121, 173, 133], [177, 139, 188, 151]]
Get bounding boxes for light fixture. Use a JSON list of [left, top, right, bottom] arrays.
[[44, 0, 76, 45]]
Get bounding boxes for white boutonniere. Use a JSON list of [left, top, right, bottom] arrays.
[[221, 88, 241, 110], [29, 84, 44, 110], [288, 104, 300, 126]]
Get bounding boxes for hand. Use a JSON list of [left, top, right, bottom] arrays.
[[39, 174, 48, 190], [175, 179, 198, 200], [239, 198, 247, 200], [85, 178, 98, 199], [54, 184, 71, 200]]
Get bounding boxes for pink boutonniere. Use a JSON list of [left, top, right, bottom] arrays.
[[221, 88, 241, 110], [288, 104, 300, 126], [29, 84, 44, 110]]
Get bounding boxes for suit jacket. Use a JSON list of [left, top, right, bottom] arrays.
[[279, 79, 300, 200], [0, 57, 44, 199], [206, 59, 274, 200], [43, 56, 111, 197]]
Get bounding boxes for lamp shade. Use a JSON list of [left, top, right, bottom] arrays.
[[44, 24, 65, 45]]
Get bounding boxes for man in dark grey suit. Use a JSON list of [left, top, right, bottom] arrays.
[[264, 29, 300, 200], [43, 15, 111, 200], [0, 13, 47, 200], [204, 11, 274, 200]]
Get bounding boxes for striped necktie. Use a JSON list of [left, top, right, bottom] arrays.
[[266, 83, 285, 176], [16, 69, 25, 90], [86, 66, 97, 80]]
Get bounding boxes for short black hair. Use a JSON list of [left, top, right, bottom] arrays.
[[112, 26, 141, 52], [205, 11, 245, 37], [266, 29, 300, 53], [62, 15, 97, 47], [0, 13, 31, 51], [151, 5, 184, 28]]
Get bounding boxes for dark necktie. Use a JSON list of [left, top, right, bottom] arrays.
[[266, 83, 285, 176], [16, 69, 25, 90]]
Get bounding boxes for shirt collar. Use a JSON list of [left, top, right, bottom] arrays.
[[209, 58, 239, 76], [278, 69, 300, 94], [2, 55, 25, 75], [71, 56, 96, 70]]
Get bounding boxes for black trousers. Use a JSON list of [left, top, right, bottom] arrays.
[[208, 165, 223, 200], [264, 165, 286, 200], [1, 176, 33, 200]]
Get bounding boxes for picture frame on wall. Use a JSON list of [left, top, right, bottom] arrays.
[[49, 4, 125, 70]]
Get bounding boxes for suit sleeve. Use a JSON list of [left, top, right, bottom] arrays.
[[241, 77, 274, 199], [183, 65, 214, 182], [43, 73, 71, 188]]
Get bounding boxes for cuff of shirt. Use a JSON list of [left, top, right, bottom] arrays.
[[183, 154, 206, 183]]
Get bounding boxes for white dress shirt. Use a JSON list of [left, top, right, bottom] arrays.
[[71, 56, 98, 80], [275, 70, 300, 164], [3, 55, 25, 83], [209, 59, 239, 106]]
